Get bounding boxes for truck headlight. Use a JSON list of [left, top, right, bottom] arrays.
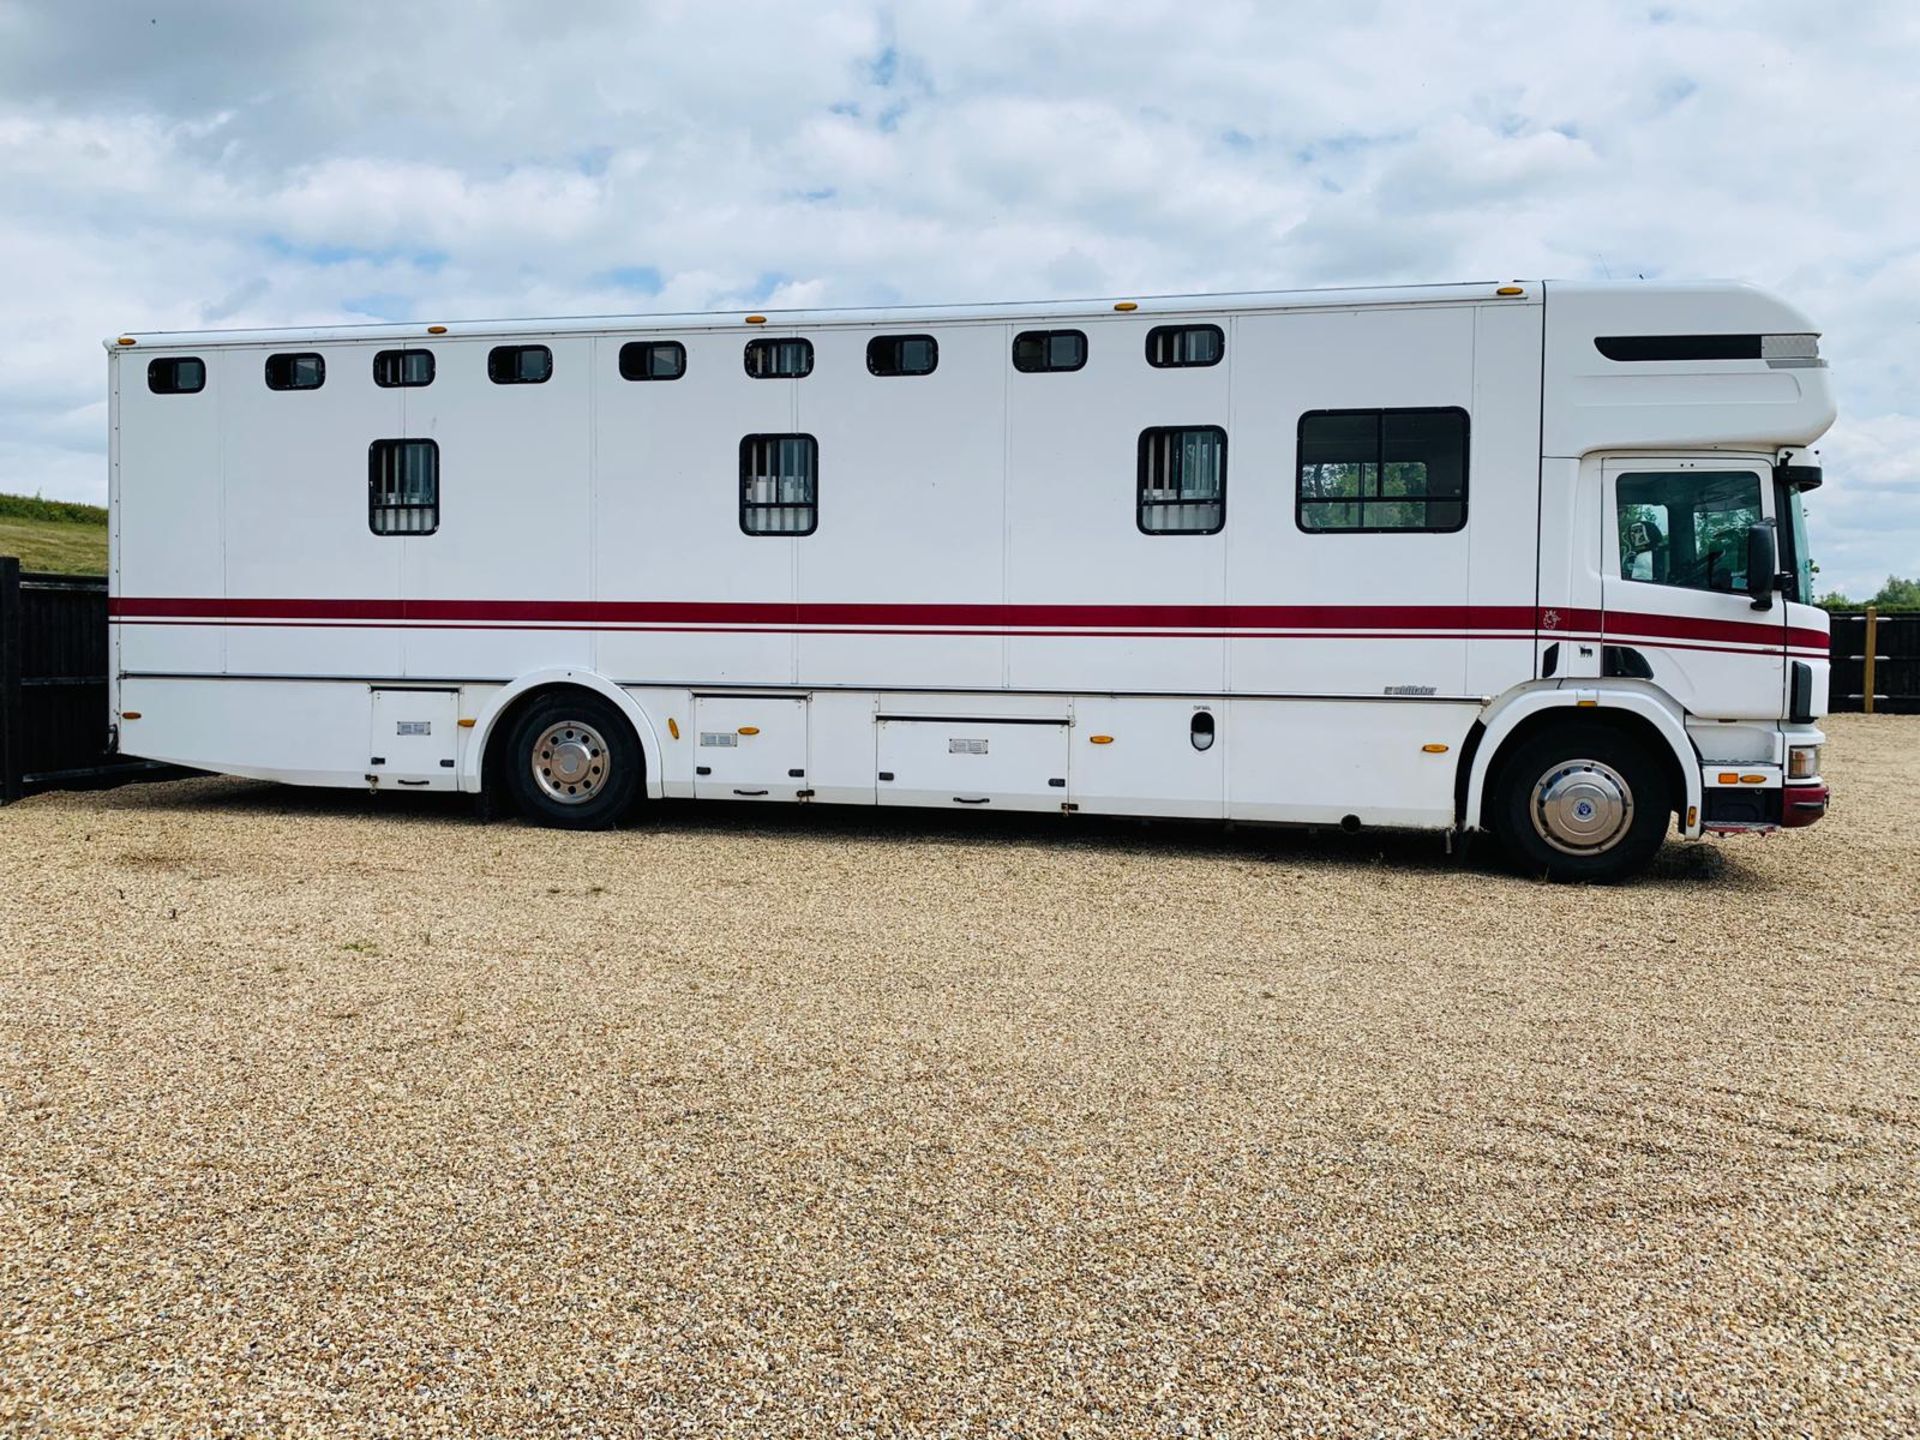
[[1788, 745, 1821, 780]]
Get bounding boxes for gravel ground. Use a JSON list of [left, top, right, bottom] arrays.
[[2, 713, 1916, 1438]]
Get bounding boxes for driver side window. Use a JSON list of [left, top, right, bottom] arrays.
[[1616, 471, 1762, 595]]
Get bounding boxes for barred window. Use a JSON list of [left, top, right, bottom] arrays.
[[373, 349, 435, 388], [487, 344, 552, 384], [147, 357, 205, 394], [867, 334, 938, 376], [1138, 426, 1226, 534], [744, 338, 814, 378], [1012, 329, 1086, 373], [368, 439, 440, 536], [739, 434, 818, 535], [264, 352, 325, 390], [1145, 324, 1223, 368], [619, 340, 686, 381], [1297, 408, 1468, 533]]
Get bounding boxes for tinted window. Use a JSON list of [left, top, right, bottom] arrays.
[[744, 338, 814, 378], [740, 434, 818, 535], [373, 349, 435, 387], [1012, 330, 1087, 373], [1145, 325, 1223, 368], [1595, 334, 1763, 362], [1297, 408, 1468, 533], [1616, 471, 1764, 593], [1138, 427, 1226, 534], [867, 334, 938, 376], [147, 357, 205, 394], [264, 352, 325, 390], [487, 345, 552, 384], [368, 439, 439, 536], [618, 340, 686, 381]]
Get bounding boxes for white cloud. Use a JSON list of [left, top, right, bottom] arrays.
[[0, 0, 1915, 595]]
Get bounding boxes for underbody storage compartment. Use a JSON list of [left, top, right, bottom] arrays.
[[876, 715, 1070, 811]]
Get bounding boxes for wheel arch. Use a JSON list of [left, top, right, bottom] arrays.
[[1461, 686, 1701, 836], [461, 669, 663, 800]]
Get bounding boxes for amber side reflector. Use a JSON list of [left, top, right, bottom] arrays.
[[745, 315, 767, 324], [120, 710, 142, 720], [1686, 805, 1698, 828], [1496, 285, 1525, 296], [1113, 301, 1138, 311], [427, 325, 448, 334], [116, 336, 137, 346], [1576, 699, 1598, 707], [1740, 774, 1766, 784], [667, 717, 680, 740], [1718, 772, 1739, 784], [738, 726, 760, 736], [1421, 743, 1449, 753], [1090, 735, 1114, 745], [457, 717, 476, 728]]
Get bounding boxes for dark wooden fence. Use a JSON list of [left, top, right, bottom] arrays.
[[0, 558, 175, 803], [1827, 608, 1920, 715]]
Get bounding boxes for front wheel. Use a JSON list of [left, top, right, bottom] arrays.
[[500, 691, 642, 829], [1492, 721, 1673, 883]]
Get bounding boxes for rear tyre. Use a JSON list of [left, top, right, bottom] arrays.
[[500, 690, 642, 830], [1491, 721, 1672, 883]]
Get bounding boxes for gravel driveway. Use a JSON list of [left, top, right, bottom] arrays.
[[3, 714, 1915, 1437]]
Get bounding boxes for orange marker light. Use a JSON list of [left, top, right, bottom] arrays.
[[457, 717, 476, 728], [667, 717, 681, 740], [1090, 735, 1115, 745], [1718, 772, 1740, 784], [427, 325, 448, 334], [120, 711, 142, 720], [116, 336, 137, 346], [1113, 301, 1138, 312], [738, 726, 760, 736], [745, 315, 767, 325], [1739, 774, 1766, 784], [1422, 743, 1449, 753], [1496, 285, 1525, 296]]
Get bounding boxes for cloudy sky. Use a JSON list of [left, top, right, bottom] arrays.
[[2, 0, 1914, 597]]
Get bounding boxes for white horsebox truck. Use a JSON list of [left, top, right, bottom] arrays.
[[104, 280, 1834, 881]]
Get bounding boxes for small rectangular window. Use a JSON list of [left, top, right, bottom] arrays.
[[1138, 426, 1226, 534], [264, 352, 325, 390], [488, 344, 552, 384], [1297, 408, 1468, 534], [744, 338, 814, 378], [1595, 334, 1763, 362], [147, 356, 205, 394], [369, 439, 440, 536], [373, 349, 435, 387], [1012, 329, 1087, 373], [739, 434, 818, 535], [1145, 324, 1223, 368], [867, 334, 938, 376], [619, 340, 686, 381]]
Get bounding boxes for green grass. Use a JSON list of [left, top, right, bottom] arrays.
[[0, 493, 108, 575]]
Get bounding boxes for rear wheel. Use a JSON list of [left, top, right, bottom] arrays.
[[500, 690, 641, 829], [1492, 721, 1672, 883]]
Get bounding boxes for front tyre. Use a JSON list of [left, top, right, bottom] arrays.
[[1492, 721, 1672, 883], [500, 691, 642, 830]]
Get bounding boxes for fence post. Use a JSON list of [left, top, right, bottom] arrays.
[[1, 557, 21, 804], [1862, 605, 1878, 716]]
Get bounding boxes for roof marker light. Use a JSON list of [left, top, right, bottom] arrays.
[[745, 315, 767, 325], [1113, 301, 1138, 312], [427, 325, 448, 335], [1495, 286, 1525, 297], [116, 337, 137, 346]]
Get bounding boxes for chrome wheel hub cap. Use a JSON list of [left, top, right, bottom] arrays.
[[531, 720, 609, 804], [1531, 758, 1633, 855]]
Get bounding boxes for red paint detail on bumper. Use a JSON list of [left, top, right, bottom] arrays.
[[1781, 782, 1830, 828]]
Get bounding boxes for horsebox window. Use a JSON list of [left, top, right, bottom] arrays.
[[1012, 329, 1087, 373], [487, 344, 552, 384], [1145, 324, 1224, 368], [619, 340, 686, 381], [368, 439, 440, 536], [1297, 407, 1468, 533], [739, 434, 818, 535], [1138, 426, 1226, 535], [146, 357, 205, 394], [744, 338, 814, 378], [372, 349, 435, 388], [867, 334, 939, 376], [264, 352, 325, 391]]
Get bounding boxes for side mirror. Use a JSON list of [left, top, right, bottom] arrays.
[[1746, 524, 1777, 611]]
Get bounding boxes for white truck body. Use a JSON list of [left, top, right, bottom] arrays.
[[105, 279, 1835, 859]]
